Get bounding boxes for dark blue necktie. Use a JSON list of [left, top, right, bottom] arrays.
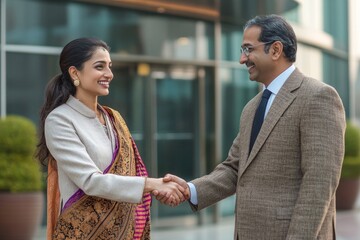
[[249, 89, 272, 152]]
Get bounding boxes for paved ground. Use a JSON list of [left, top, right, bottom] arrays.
[[34, 208, 360, 240], [150, 210, 360, 240], [337, 209, 360, 240]]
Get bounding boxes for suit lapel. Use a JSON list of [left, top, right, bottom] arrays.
[[241, 69, 304, 173]]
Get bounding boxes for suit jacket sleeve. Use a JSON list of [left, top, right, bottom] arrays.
[[287, 84, 345, 238], [190, 132, 241, 211]]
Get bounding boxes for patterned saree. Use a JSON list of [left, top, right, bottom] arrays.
[[47, 107, 151, 240]]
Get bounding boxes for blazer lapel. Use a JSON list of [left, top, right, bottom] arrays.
[[244, 69, 304, 170], [235, 93, 261, 174]]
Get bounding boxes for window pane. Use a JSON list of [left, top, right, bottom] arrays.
[[221, 68, 258, 159], [296, 44, 323, 83], [219, 68, 258, 217], [6, 0, 68, 46], [154, 69, 198, 217], [157, 139, 194, 217], [7, 0, 214, 60], [6, 53, 58, 124], [156, 78, 196, 133], [323, 53, 350, 118], [221, 24, 242, 61], [99, 64, 146, 156], [323, 0, 348, 51]]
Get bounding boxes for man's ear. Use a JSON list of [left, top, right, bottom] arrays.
[[271, 41, 283, 60], [68, 66, 79, 80]]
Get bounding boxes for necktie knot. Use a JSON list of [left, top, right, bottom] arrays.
[[262, 89, 272, 100]]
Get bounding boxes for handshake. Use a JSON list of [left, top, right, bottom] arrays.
[[145, 174, 190, 207]]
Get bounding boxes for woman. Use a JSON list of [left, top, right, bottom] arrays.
[[36, 38, 186, 240]]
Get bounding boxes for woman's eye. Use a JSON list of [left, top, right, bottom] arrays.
[[95, 65, 103, 70]]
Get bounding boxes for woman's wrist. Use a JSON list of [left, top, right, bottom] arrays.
[[144, 177, 159, 193]]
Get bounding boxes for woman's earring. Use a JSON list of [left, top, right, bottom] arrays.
[[73, 79, 80, 87]]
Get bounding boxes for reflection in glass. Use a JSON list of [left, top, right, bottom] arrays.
[[155, 70, 197, 178], [6, 53, 58, 124], [100, 63, 146, 156], [221, 23, 242, 62], [220, 67, 257, 216], [7, 0, 214, 60], [221, 67, 258, 159], [323, 52, 349, 117], [154, 67, 198, 217], [323, 0, 348, 51]]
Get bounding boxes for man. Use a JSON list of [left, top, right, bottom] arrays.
[[155, 14, 346, 239]]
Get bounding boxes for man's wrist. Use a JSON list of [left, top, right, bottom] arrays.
[[187, 182, 198, 205]]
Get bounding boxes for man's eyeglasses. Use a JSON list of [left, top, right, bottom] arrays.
[[240, 41, 274, 57]]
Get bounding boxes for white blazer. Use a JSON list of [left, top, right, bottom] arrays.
[[45, 96, 145, 209]]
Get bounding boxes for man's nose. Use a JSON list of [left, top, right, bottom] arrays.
[[239, 53, 247, 65]]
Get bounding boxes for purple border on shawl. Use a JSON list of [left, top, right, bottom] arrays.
[[104, 137, 119, 174], [62, 112, 119, 211]]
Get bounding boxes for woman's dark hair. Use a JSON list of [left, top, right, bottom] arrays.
[[244, 14, 297, 62], [36, 37, 110, 165]]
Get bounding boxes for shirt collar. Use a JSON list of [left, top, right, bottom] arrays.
[[66, 95, 97, 118], [265, 64, 295, 94]]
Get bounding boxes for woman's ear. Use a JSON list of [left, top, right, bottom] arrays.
[[68, 66, 79, 80], [271, 41, 283, 60]]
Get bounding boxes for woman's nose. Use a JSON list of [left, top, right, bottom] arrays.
[[105, 68, 114, 79]]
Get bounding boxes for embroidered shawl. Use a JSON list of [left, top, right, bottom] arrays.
[[47, 107, 151, 239]]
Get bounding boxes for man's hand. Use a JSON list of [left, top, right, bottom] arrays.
[[152, 174, 190, 206]]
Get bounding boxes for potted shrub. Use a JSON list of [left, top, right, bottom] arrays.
[[336, 121, 360, 210], [0, 115, 44, 240]]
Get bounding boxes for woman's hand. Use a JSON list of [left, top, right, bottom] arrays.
[[151, 174, 190, 206], [144, 177, 187, 206]]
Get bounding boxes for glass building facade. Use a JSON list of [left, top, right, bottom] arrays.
[[0, 0, 355, 227]]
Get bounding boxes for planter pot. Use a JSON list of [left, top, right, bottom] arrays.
[[0, 192, 44, 240], [336, 178, 360, 210]]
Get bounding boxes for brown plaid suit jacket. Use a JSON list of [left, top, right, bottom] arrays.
[[191, 68, 346, 240]]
